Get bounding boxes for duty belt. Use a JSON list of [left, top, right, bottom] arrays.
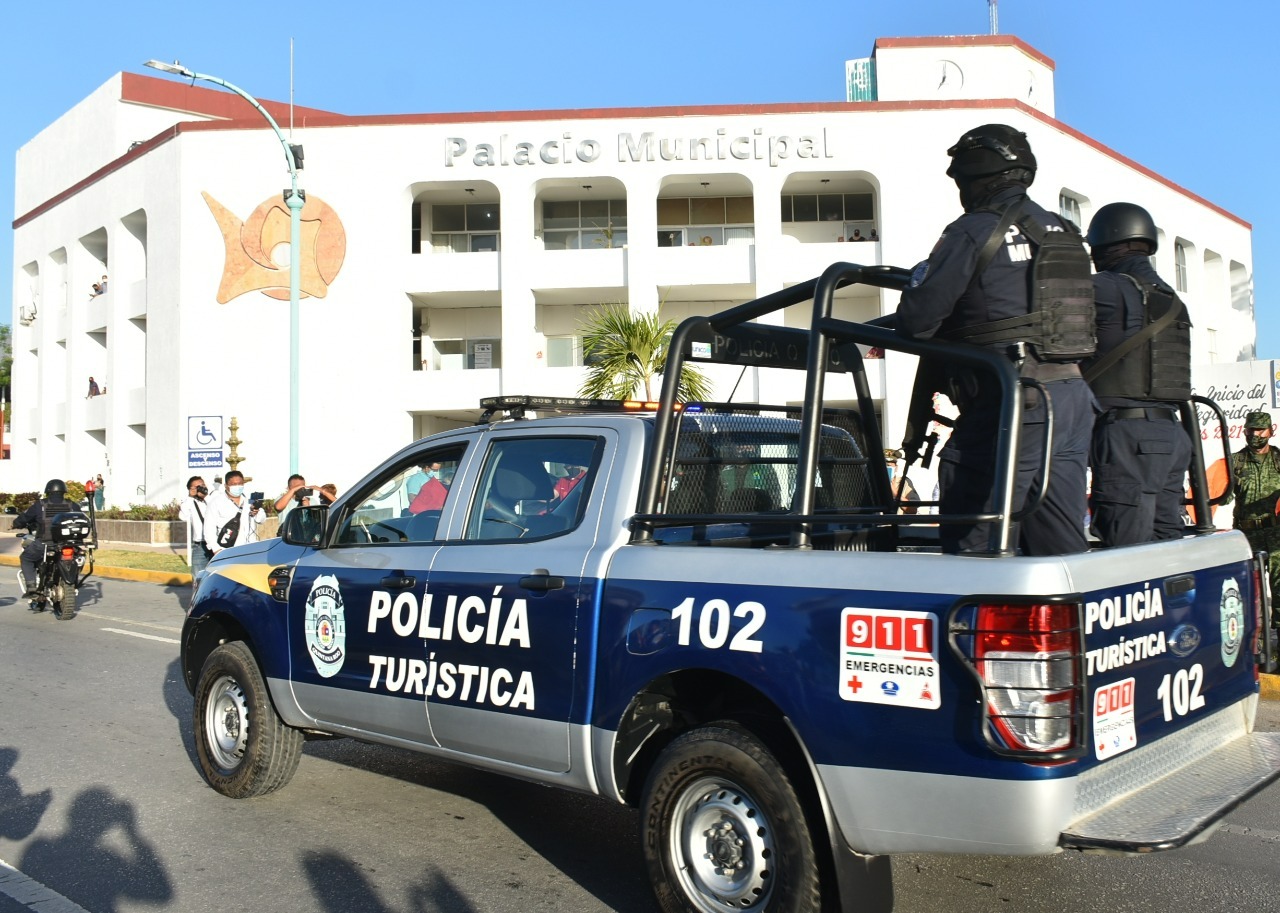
[[1239, 516, 1277, 531], [1106, 407, 1179, 422]]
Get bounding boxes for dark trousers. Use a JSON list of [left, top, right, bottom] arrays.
[[939, 376, 1096, 556], [1089, 412, 1192, 547], [20, 540, 46, 591]]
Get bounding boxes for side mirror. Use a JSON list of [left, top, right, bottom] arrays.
[[282, 504, 327, 547]]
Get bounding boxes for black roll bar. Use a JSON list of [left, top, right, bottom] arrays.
[[642, 262, 1025, 556]]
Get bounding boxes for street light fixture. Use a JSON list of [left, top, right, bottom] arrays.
[[144, 59, 304, 474]]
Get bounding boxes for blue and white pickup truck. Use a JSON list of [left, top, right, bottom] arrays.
[[182, 264, 1280, 913]]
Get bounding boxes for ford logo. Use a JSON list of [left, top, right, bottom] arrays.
[[1169, 624, 1201, 657]]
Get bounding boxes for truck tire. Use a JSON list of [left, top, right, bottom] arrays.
[[642, 722, 821, 913], [194, 641, 303, 798]]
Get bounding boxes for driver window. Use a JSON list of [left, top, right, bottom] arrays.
[[334, 445, 466, 545], [465, 436, 600, 541]]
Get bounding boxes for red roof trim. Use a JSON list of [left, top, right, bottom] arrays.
[[874, 35, 1055, 70], [15, 96, 1248, 231], [120, 72, 339, 122]]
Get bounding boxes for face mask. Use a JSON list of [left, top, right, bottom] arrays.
[[426, 469, 439, 480], [229, 484, 244, 497], [1247, 433, 1270, 453], [886, 466, 896, 480]]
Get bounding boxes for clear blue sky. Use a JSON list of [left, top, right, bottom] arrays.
[[4, 0, 1276, 353]]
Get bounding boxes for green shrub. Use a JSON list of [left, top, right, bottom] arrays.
[[94, 501, 181, 521]]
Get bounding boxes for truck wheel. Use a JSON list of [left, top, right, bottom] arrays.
[[194, 642, 303, 798], [642, 722, 821, 913]]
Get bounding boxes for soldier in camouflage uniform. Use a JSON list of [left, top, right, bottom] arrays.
[[1213, 410, 1280, 623]]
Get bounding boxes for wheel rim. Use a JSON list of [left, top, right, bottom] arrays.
[[205, 673, 250, 771], [668, 775, 776, 912]]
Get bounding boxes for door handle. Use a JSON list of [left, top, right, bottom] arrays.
[[379, 575, 417, 589], [519, 569, 565, 592]]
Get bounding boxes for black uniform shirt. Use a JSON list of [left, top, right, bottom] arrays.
[[1087, 255, 1179, 411], [897, 186, 1070, 342]]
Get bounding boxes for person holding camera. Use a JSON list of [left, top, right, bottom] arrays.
[[275, 473, 334, 527], [203, 471, 265, 556], [179, 476, 212, 577]]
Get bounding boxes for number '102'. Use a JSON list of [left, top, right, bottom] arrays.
[[671, 597, 766, 653]]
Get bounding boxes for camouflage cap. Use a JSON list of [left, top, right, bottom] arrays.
[[1245, 411, 1273, 430], [883, 448, 904, 463]]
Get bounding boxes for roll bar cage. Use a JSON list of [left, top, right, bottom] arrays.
[[634, 261, 1231, 555]]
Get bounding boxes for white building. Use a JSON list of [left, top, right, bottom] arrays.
[[8, 34, 1256, 505]]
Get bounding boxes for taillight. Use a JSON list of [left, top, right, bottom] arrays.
[[60, 546, 76, 560], [966, 602, 1083, 758]]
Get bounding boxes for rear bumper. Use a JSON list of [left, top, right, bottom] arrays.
[[1061, 697, 1280, 852], [818, 696, 1280, 856]]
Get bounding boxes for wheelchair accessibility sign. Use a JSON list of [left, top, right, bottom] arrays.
[[188, 416, 224, 468]]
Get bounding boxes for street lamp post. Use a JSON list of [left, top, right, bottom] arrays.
[[144, 59, 303, 474]]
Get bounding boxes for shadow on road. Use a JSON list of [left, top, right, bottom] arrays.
[[302, 739, 653, 912], [19, 785, 174, 913], [0, 746, 52, 840], [162, 656, 200, 769], [304, 850, 480, 913]]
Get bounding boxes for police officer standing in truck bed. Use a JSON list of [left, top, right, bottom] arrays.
[[896, 124, 1098, 556], [1083, 202, 1192, 547]]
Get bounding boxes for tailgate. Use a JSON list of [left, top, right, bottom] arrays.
[[1062, 537, 1279, 849]]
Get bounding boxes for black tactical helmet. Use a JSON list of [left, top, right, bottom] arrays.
[[946, 124, 1037, 181], [44, 478, 67, 498], [1086, 202, 1159, 253]]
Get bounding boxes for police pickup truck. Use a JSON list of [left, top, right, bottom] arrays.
[[182, 263, 1280, 913]]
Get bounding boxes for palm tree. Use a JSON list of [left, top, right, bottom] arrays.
[[578, 303, 713, 402]]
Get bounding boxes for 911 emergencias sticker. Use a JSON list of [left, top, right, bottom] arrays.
[[1093, 677, 1137, 760], [839, 608, 940, 709]]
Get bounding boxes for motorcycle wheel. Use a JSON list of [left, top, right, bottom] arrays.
[[52, 581, 78, 621]]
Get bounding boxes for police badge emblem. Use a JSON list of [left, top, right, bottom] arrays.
[[1220, 577, 1244, 669], [305, 574, 347, 678]]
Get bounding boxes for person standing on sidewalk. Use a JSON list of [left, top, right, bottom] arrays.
[[179, 476, 212, 578], [1208, 411, 1280, 623], [203, 471, 264, 557]]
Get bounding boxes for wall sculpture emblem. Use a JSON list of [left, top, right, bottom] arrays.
[[202, 191, 347, 303]]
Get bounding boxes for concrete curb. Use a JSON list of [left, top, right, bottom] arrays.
[[0, 553, 192, 587], [1261, 674, 1280, 701]]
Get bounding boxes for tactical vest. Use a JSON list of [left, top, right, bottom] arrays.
[[947, 204, 1097, 363], [1088, 275, 1191, 402], [36, 498, 72, 542]]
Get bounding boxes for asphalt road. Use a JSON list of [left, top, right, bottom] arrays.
[[0, 576, 1278, 913]]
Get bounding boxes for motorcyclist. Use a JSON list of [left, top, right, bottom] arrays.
[[13, 479, 84, 599]]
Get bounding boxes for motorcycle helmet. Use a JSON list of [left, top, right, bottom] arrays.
[[44, 479, 67, 499], [1086, 202, 1159, 253], [946, 124, 1037, 181]]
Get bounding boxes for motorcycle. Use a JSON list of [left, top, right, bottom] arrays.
[[16, 512, 95, 620]]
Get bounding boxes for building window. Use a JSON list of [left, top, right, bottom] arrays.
[[424, 338, 502, 371], [1206, 328, 1218, 363], [545, 335, 584, 367], [657, 196, 755, 246], [1058, 193, 1082, 231], [411, 201, 422, 254], [542, 199, 627, 250], [782, 192, 876, 241], [782, 192, 874, 224], [431, 203, 501, 253], [1174, 242, 1188, 292]]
